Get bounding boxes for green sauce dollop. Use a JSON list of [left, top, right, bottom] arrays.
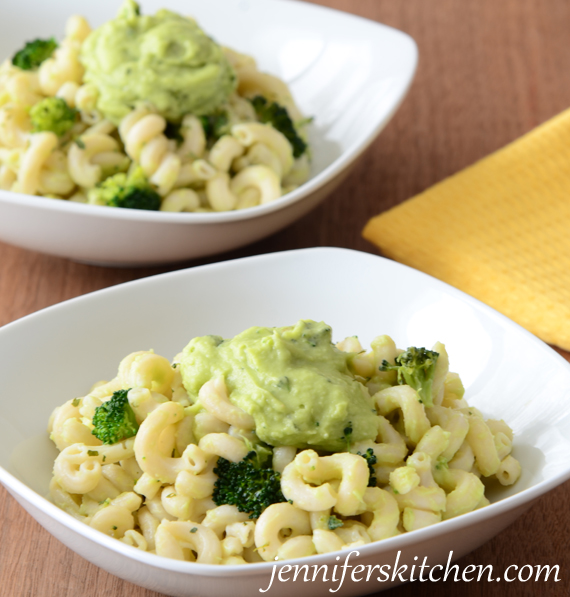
[[81, 0, 236, 124], [180, 320, 378, 451]]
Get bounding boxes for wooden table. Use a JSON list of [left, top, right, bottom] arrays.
[[1, 0, 569, 595]]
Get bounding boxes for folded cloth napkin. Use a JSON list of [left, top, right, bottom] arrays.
[[363, 108, 570, 351]]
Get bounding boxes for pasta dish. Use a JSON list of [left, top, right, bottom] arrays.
[[0, 1, 310, 212], [47, 320, 521, 565]]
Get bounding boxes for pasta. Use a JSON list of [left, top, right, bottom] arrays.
[[47, 324, 521, 565], [0, 2, 310, 212]]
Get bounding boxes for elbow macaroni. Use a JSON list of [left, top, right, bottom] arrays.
[[48, 332, 521, 564]]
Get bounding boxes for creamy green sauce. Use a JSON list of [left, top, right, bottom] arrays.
[[180, 320, 377, 451], [81, 0, 236, 124]]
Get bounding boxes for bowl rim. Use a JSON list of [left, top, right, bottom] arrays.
[[1, 246, 570, 575], [0, 0, 418, 225]]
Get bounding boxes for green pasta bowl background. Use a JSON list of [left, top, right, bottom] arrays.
[[0, 248, 569, 596], [0, 0, 417, 266]]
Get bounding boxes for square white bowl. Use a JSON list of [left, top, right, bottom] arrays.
[[1, 247, 570, 596], [0, 0, 417, 266]]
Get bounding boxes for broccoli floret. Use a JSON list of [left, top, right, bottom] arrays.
[[30, 97, 77, 137], [91, 389, 139, 444], [213, 450, 286, 519], [12, 38, 58, 71], [88, 167, 161, 210], [199, 111, 229, 144], [380, 347, 440, 407], [357, 448, 378, 487], [327, 515, 344, 530], [250, 95, 307, 158]]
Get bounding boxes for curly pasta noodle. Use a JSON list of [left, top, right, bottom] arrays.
[[68, 133, 128, 188], [119, 107, 181, 196], [38, 149, 75, 196], [0, 104, 31, 148], [14, 132, 58, 195], [38, 16, 91, 97]]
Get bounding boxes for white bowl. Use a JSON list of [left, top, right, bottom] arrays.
[[1, 247, 570, 596], [0, 0, 417, 266]]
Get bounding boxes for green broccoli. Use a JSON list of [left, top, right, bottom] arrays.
[[30, 97, 77, 136], [88, 167, 161, 210], [199, 111, 229, 144], [213, 450, 286, 519], [12, 38, 58, 71], [91, 389, 139, 444], [250, 95, 307, 158], [380, 347, 440, 407], [341, 422, 353, 450], [357, 448, 378, 487], [327, 515, 344, 530]]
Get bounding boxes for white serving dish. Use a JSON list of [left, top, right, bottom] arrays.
[[1, 247, 570, 596], [0, 0, 417, 266]]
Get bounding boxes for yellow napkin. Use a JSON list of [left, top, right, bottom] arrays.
[[363, 108, 570, 351]]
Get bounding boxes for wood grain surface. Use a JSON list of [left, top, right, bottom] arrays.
[[1, 0, 569, 595]]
